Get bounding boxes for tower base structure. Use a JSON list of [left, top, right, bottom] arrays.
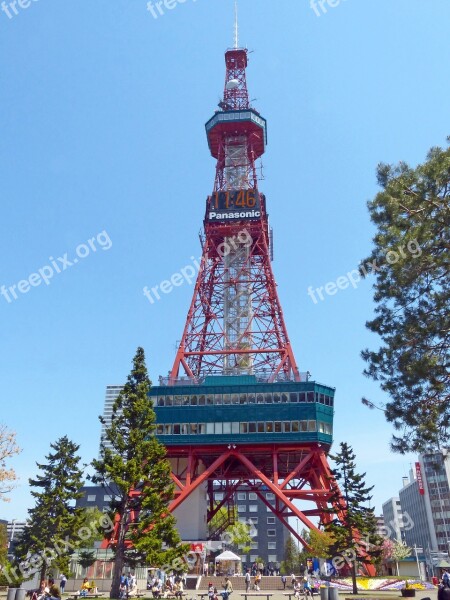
[[152, 376, 338, 546]]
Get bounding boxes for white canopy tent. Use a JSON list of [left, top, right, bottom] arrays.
[[215, 551, 242, 561], [215, 550, 242, 576]]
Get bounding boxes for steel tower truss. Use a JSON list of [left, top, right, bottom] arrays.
[[170, 48, 300, 383]]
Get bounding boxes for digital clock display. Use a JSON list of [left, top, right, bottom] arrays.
[[206, 189, 261, 222]]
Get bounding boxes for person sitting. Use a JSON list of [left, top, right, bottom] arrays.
[[127, 573, 138, 598], [212, 588, 219, 600], [173, 579, 183, 599], [293, 581, 302, 599], [221, 577, 233, 600], [303, 578, 313, 599], [150, 577, 162, 599], [80, 578, 91, 598], [33, 580, 49, 600], [162, 581, 173, 599], [48, 583, 61, 600]]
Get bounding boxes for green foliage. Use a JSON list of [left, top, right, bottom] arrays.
[[92, 347, 188, 599], [13, 436, 84, 581], [78, 508, 107, 548], [77, 550, 97, 570], [0, 560, 24, 586], [226, 520, 253, 554], [325, 443, 383, 594], [361, 138, 450, 453], [308, 529, 335, 559], [0, 522, 7, 567], [281, 536, 299, 574], [208, 504, 253, 553]]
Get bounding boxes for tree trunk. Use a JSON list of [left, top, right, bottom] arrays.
[[40, 564, 47, 585], [111, 509, 128, 599], [110, 553, 124, 600], [351, 561, 358, 595]]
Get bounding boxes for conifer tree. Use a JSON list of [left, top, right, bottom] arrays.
[[14, 437, 84, 581], [92, 347, 187, 599], [361, 138, 450, 453], [325, 443, 382, 594], [281, 536, 299, 574]]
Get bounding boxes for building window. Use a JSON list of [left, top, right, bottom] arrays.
[[238, 505, 246, 513], [267, 517, 275, 524], [87, 495, 96, 502], [268, 554, 277, 562], [238, 493, 247, 501], [267, 529, 276, 536], [249, 493, 257, 500], [249, 505, 258, 513], [215, 493, 224, 501], [266, 493, 275, 500], [241, 556, 247, 563], [249, 517, 258, 525], [104, 495, 112, 502], [250, 555, 259, 563], [268, 542, 276, 550], [251, 542, 258, 549]]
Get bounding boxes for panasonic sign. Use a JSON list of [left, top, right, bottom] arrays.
[[208, 210, 261, 221]]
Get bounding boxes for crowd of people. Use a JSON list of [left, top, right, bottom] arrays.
[[147, 571, 186, 599]]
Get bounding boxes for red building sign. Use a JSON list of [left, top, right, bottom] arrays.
[[415, 462, 425, 495]]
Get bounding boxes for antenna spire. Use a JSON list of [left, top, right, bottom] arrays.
[[234, 0, 239, 49]]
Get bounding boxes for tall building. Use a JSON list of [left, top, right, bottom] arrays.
[[420, 451, 450, 553], [383, 451, 450, 576], [99, 385, 123, 455], [6, 520, 27, 559], [399, 468, 436, 552], [382, 497, 404, 542]]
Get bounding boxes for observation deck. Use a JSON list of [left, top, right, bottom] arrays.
[[205, 109, 267, 159], [151, 375, 334, 449]]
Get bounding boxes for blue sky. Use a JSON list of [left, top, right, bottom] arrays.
[[0, 0, 449, 522]]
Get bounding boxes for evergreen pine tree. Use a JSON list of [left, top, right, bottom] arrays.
[[14, 437, 84, 581], [325, 443, 382, 594], [361, 138, 450, 453], [281, 536, 299, 574], [92, 347, 187, 599]]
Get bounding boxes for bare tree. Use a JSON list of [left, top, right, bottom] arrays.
[[0, 425, 21, 500]]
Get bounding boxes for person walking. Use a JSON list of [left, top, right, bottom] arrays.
[[245, 571, 251, 593], [59, 575, 67, 595], [281, 575, 287, 590]]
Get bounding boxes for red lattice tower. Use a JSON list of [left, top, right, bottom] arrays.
[[105, 41, 376, 577], [171, 47, 299, 383]]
